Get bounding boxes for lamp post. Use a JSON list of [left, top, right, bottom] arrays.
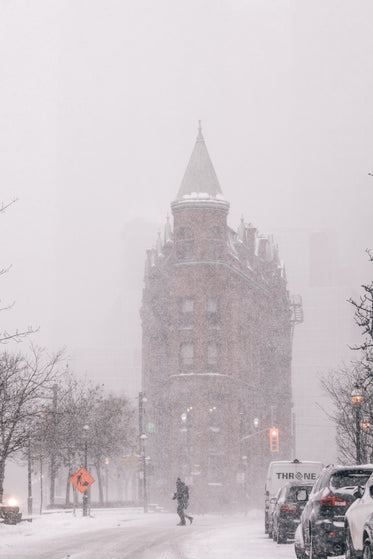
[[239, 417, 260, 491], [181, 408, 193, 477], [82, 424, 89, 517], [27, 437, 33, 515], [351, 384, 363, 464], [138, 392, 148, 513]]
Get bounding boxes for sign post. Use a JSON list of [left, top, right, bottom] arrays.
[[70, 467, 95, 516]]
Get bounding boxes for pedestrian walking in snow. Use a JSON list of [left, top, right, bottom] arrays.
[[172, 478, 193, 525]]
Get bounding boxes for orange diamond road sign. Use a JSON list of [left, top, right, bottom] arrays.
[[70, 467, 95, 493]]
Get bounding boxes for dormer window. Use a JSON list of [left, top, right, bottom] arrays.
[[176, 227, 194, 260]]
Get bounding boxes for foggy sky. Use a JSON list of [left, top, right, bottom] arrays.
[[1, 1, 373, 463]]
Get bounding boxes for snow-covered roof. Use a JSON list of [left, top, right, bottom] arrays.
[[175, 123, 226, 203]]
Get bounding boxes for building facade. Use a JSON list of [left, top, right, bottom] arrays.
[[141, 126, 294, 510]]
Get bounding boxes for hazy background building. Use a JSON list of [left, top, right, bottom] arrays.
[[141, 128, 294, 509]]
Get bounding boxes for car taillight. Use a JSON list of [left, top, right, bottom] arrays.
[[320, 495, 348, 507], [280, 504, 297, 513]]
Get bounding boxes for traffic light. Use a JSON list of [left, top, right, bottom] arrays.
[[123, 455, 140, 467], [269, 427, 279, 452]]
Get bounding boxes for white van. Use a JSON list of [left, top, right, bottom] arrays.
[[264, 459, 324, 535]]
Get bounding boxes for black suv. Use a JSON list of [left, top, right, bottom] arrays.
[[299, 464, 373, 559], [272, 481, 314, 543]]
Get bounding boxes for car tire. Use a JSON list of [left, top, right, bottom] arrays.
[[363, 538, 373, 559], [275, 524, 286, 544], [309, 535, 327, 559], [346, 526, 358, 559], [295, 543, 307, 559], [276, 532, 286, 544]]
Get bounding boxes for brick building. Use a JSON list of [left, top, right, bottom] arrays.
[[141, 126, 294, 510]]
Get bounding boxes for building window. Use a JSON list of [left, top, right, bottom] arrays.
[[179, 297, 194, 328], [206, 226, 224, 260], [207, 296, 220, 328], [209, 226, 223, 239], [207, 342, 218, 371], [176, 227, 194, 260], [179, 342, 194, 372]]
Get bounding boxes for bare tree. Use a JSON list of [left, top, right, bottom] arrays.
[[321, 253, 373, 463], [322, 362, 373, 464], [85, 391, 136, 504], [348, 249, 373, 357], [0, 345, 63, 502], [34, 375, 136, 506], [0, 199, 38, 343]]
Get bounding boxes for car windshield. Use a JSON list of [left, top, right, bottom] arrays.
[[329, 470, 373, 490], [288, 486, 312, 500]]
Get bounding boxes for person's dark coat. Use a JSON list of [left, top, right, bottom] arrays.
[[173, 480, 189, 508]]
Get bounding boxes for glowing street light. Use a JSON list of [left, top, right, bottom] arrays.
[[351, 384, 363, 464]]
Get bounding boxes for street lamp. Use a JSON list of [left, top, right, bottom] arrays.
[[27, 437, 33, 515], [82, 424, 89, 517], [351, 384, 363, 464]]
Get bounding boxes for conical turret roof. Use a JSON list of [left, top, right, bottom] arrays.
[[175, 123, 224, 201]]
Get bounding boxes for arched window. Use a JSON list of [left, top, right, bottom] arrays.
[[176, 227, 194, 259]]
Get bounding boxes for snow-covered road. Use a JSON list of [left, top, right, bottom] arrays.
[[0, 508, 343, 559]]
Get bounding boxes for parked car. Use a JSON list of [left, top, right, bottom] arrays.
[[345, 471, 373, 558], [271, 480, 314, 543], [298, 464, 373, 559], [264, 459, 324, 536], [294, 524, 307, 559]]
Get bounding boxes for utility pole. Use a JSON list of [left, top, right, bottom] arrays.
[[138, 392, 148, 513], [82, 424, 90, 517], [49, 383, 58, 506]]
